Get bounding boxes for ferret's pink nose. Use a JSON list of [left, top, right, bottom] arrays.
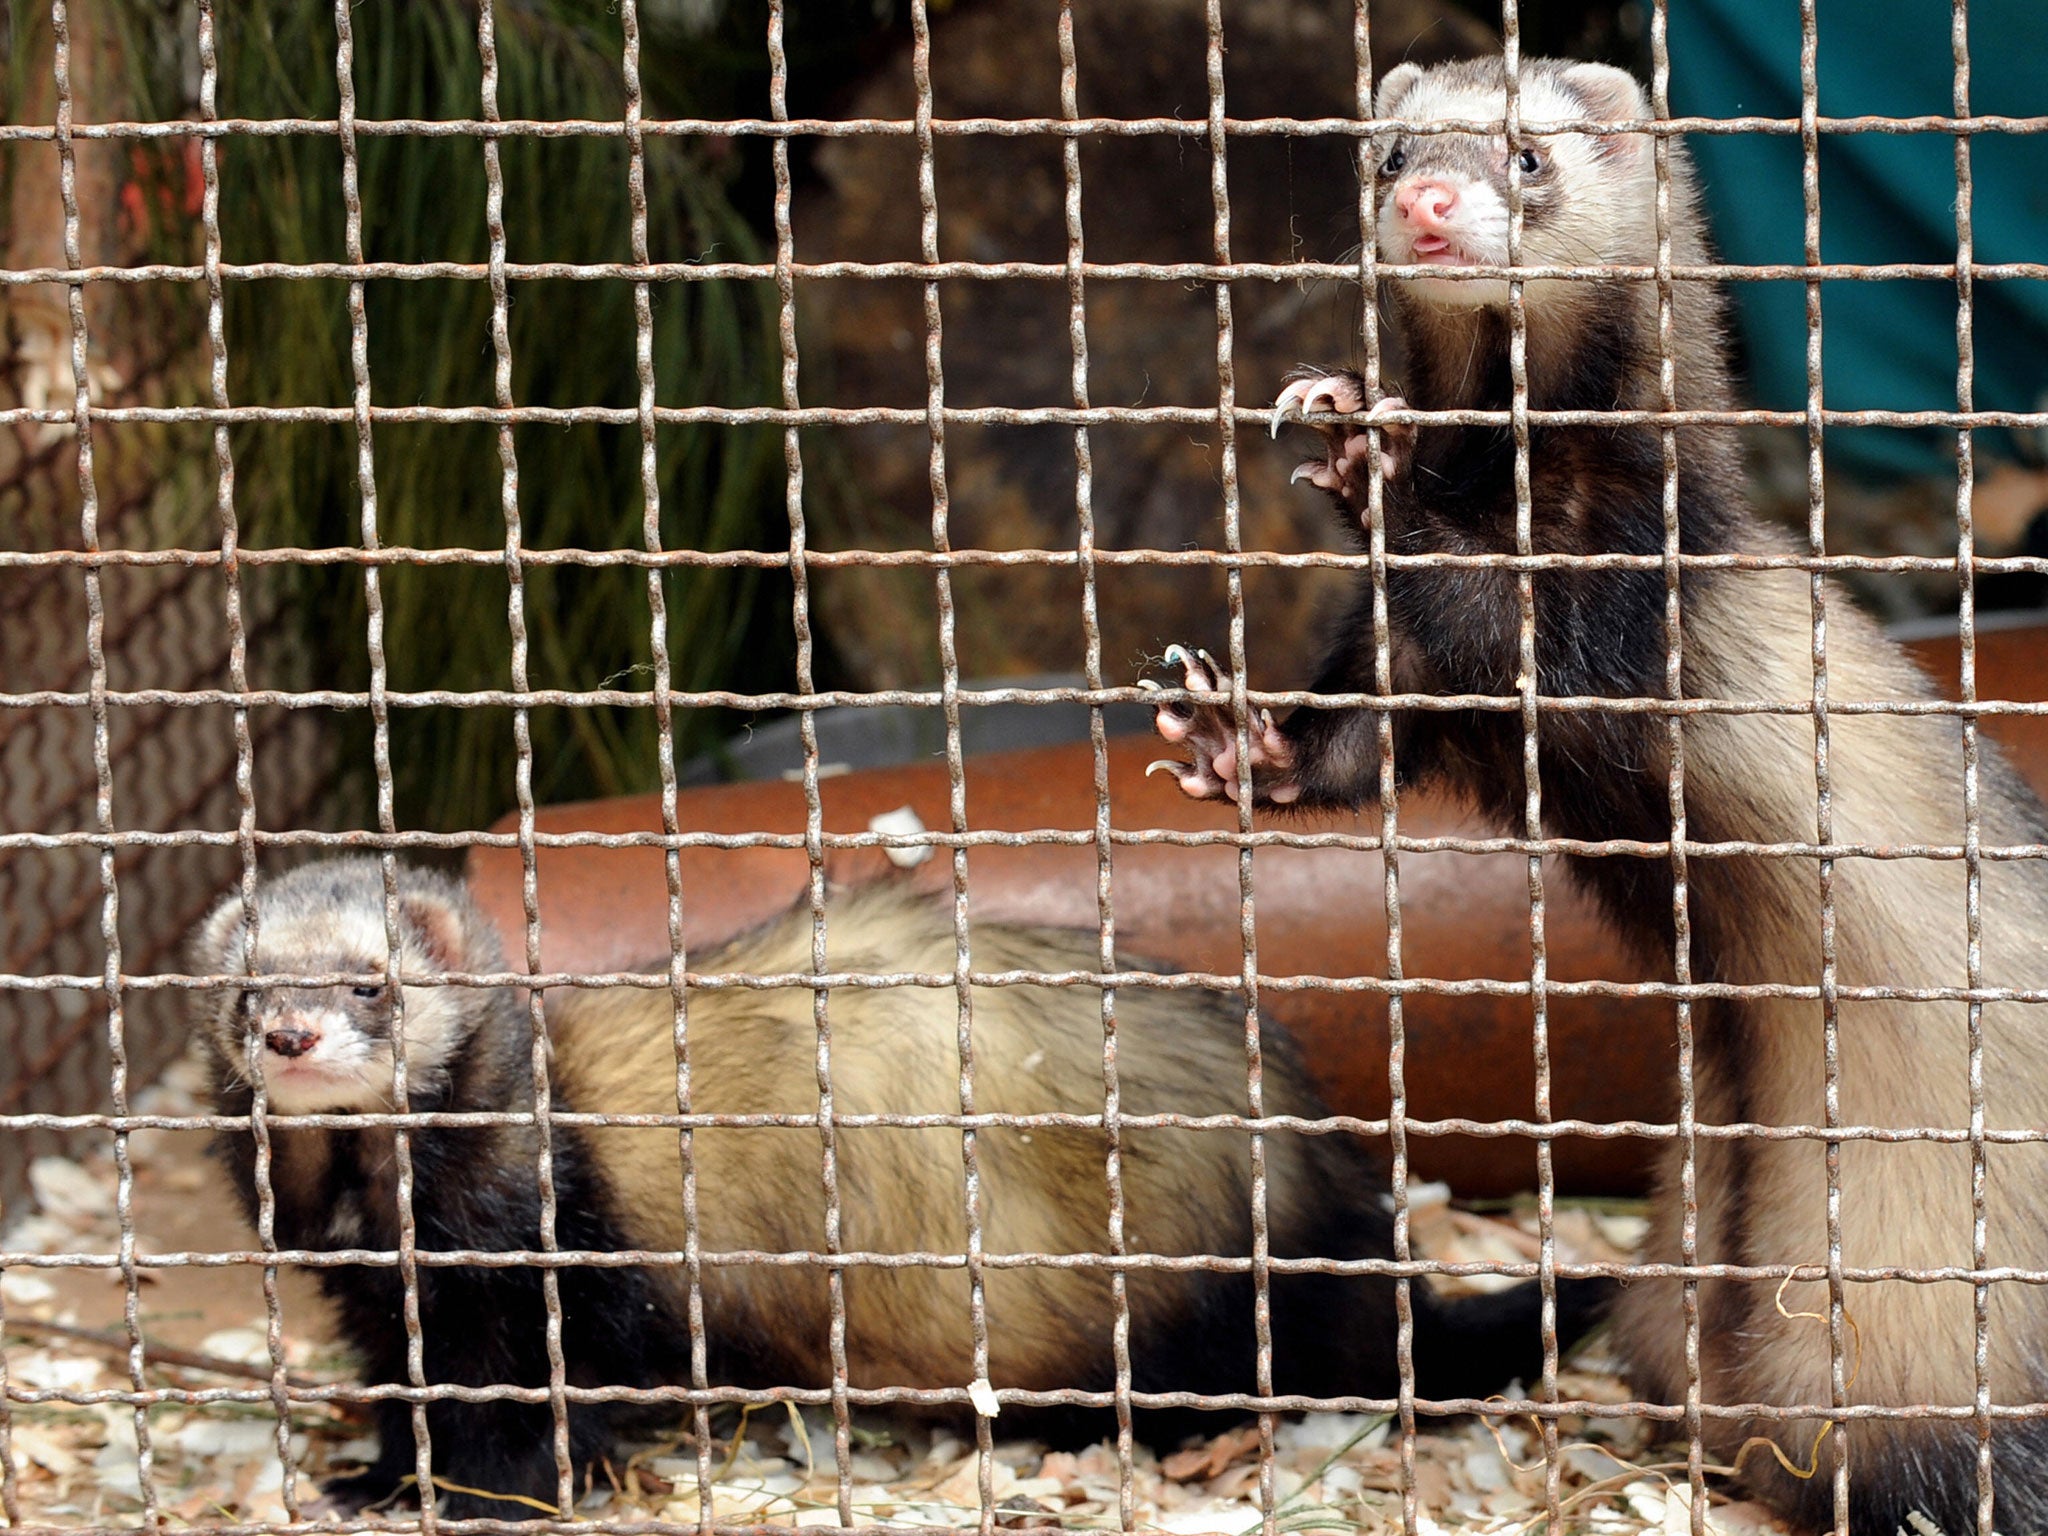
[[265, 1026, 319, 1059], [1396, 178, 1458, 233]]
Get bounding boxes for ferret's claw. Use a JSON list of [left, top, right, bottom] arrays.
[[1269, 378, 1314, 438], [1163, 642, 1219, 693], [1281, 377, 1412, 508], [1145, 647, 1300, 807], [1136, 678, 1162, 692], [1146, 758, 1224, 800]]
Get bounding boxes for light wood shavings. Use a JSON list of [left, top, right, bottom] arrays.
[[2, 1140, 1778, 1532], [0, 1337, 1779, 1534]]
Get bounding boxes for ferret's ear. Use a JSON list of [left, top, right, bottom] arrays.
[[400, 889, 469, 972], [1560, 62, 1649, 121], [190, 891, 253, 975], [1374, 62, 1425, 121], [1564, 64, 1646, 168], [400, 877, 508, 976], [1559, 62, 1651, 162]]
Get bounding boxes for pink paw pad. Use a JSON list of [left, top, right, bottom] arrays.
[[1143, 644, 1300, 806]]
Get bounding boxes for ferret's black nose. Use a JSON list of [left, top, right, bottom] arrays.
[[265, 1027, 318, 1059]]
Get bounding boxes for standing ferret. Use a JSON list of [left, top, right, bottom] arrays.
[[191, 857, 1610, 1519], [1146, 55, 2048, 1533]]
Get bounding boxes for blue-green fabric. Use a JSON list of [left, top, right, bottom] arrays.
[[1667, 0, 2047, 476]]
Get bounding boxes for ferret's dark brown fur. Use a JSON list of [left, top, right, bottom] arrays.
[[194, 859, 1609, 1520], [1151, 55, 2048, 1535]]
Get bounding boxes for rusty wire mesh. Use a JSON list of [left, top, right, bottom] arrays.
[[2, 0, 2047, 1534]]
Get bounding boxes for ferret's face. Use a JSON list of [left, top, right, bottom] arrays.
[[1372, 62, 1655, 311], [194, 883, 477, 1114]]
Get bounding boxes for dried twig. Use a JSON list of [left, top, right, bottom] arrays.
[[2, 1316, 320, 1390]]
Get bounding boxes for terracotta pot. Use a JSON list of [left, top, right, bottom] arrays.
[[468, 625, 2048, 1198]]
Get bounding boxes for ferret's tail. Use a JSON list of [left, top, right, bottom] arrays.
[[1408, 1277, 1616, 1403]]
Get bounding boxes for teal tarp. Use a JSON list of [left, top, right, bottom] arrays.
[[1667, 0, 2048, 476]]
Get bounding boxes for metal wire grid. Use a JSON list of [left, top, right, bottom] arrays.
[[0, 2, 2044, 1535], [0, 556, 334, 1210], [0, 176, 338, 1226]]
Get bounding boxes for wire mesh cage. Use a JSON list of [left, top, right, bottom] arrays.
[[3, 0, 2047, 1533]]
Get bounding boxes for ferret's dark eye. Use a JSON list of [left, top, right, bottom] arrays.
[[352, 984, 386, 1001], [1517, 147, 1543, 175], [1378, 146, 1405, 179]]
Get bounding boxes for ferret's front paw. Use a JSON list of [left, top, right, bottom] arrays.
[[1270, 371, 1412, 508], [1143, 644, 1299, 806]]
